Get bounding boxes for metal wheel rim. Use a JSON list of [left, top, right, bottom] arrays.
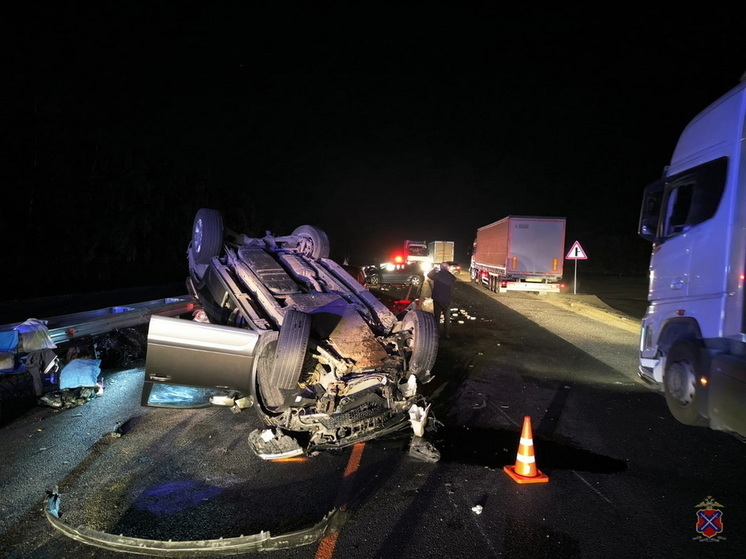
[[194, 219, 204, 253], [667, 362, 696, 406]]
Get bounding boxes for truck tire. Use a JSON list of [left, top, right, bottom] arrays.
[[190, 209, 224, 266], [291, 225, 330, 259], [663, 340, 709, 427], [401, 310, 438, 383], [258, 310, 311, 410]]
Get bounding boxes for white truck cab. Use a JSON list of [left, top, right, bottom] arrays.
[[638, 76, 746, 438]]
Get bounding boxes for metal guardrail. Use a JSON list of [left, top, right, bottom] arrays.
[[0, 295, 200, 347]]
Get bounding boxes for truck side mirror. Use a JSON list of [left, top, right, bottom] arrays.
[[639, 179, 664, 243]]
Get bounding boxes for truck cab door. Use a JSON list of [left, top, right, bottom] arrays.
[[648, 159, 729, 305], [649, 180, 695, 301]]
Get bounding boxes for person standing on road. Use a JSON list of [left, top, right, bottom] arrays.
[[427, 262, 456, 338]]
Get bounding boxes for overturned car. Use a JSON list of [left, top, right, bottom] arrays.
[[142, 209, 440, 461]]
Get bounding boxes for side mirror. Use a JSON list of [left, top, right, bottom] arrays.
[[638, 179, 664, 243]]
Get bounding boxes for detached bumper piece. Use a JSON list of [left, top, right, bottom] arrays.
[[46, 489, 345, 556]]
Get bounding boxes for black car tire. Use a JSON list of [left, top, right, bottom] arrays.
[[663, 340, 709, 427], [291, 225, 330, 259], [409, 275, 423, 287], [191, 209, 224, 266], [368, 274, 382, 287], [401, 309, 438, 382], [258, 310, 312, 409]]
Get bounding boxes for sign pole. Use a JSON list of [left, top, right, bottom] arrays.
[[574, 259, 578, 295]]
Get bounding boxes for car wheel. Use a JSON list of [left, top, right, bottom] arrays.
[[368, 274, 382, 287], [663, 340, 709, 427], [291, 225, 330, 259], [401, 309, 438, 383], [258, 310, 311, 410], [190, 209, 224, 266], [409, 275, 423, 287]]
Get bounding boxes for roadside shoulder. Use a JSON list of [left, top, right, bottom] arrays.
[[456, 278, 641, 335], [539, 294, 641, 335]]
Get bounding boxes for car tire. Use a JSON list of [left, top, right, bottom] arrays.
[[409, 275, 423, 287], [368, 274, 382, 287], [291, 225, 330, 259], [258, 310, 311, 410], [663, 340, 709, 427], [190, 209, 224, 266], [401, 309, 438, 383]]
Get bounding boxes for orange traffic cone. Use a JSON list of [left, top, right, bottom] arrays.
[[503, 416, 549, 484]]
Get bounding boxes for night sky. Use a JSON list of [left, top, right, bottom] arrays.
[[3, 3, 746, 300]]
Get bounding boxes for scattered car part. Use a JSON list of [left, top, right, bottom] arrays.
[[46, 487, 347, 555]]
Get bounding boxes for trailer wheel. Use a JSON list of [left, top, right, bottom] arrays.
[[257, 310, 311, 410], [291, 225, 330, 259], [401, 310, 438, 383], [663, 340, 709, 427], [190, 209, 223, 266]]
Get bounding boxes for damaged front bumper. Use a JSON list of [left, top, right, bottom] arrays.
[[45, 488, 346, 556]]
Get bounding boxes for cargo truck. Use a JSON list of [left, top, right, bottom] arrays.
[[404, 240, 429, 265], [637, 77, 746, 439], [427, 240, 455, 267], [470, 216, 566, 294]]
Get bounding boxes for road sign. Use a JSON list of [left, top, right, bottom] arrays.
[[566, 241, 588, 260]]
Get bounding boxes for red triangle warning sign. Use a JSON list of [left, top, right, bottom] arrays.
[[565, 241, 587, 260]]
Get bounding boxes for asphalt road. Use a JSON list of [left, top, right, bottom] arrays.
[[1, 277, 743, 558]]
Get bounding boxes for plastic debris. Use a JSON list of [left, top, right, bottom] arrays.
[[409, 403, 431, 437], [408, 436, 440, 463]]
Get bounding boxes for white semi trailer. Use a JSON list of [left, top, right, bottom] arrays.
[[470, 216, 566, 294]]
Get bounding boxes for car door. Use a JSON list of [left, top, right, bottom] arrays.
[[141, 314, 262, 407]]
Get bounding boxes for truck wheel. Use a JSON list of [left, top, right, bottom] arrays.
[[663, 340, 709, 427], [258, 310, 311, 410], [190, 209, 223, 266], [401, 310, 438, 383], [291, 225, 330, 259]]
